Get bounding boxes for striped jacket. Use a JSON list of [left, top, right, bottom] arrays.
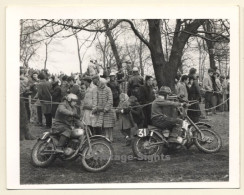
[[93, 85, 115, 128]]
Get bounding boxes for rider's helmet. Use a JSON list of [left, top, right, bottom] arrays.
[[66, 93, 78, 102], [159, 86, 172, 96]]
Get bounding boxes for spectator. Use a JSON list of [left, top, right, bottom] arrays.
[[138, 75, 155, 128], [92, 78, 115, 141], [128, 96, 145, 130], [81, 76, 96, 134], [187, 68, 201, 122], [203, 68, 214, 116], [116, 93, 134, 146], [36, 72, 53, 128], [67, 76, 82, 114], [211, 72, 221, 114], [127, 67, 144, 98], [20, 70, 35, 140], [107, 72, 121, 107], [51, 77, 62, 118], [28, 71, 40, 124], [177, 75, 189, 101], [20, 69, 31, 122], [117, 67, 126, 94], [87, 59, 100, 76], [60, 75, 69, 99], [173, 74, 181, 95], [92, 74, 100, 86], [220, 75, 228, 111]]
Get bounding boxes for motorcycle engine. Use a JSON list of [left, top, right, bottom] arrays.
[[63, 139, 80, 156]]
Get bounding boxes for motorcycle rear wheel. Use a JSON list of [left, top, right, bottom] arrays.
[[81, 139, 114, 172], [194, 129, 222, 153], [31, 140, 56, 167], [132, 134, 163, 160]]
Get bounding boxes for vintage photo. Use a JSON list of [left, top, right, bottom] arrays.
[[6, 6, 239, 189]]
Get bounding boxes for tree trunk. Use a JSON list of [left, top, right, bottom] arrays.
[[147, 19, 166, 88], [204, 20, 216, 69], [103, 19, 122, 69], [139, 40, 144, 77], [44, 43, 48, 69], [74, 34, 82, 74]]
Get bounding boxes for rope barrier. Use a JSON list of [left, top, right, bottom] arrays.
[[20, 96, 229, 112]]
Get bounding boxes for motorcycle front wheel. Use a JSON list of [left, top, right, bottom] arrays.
[[31, 140, 56, 167], [194, 129, 222, 153], [81, 139, 114, 172], [132, 134, 163, 160]]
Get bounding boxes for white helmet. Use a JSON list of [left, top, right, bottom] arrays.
[[66, 93, 78, 102], [133, 67, 139, 72]]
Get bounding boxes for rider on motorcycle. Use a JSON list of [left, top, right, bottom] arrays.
[[52, 93, 83, 152], [151, 86, 186, 144]]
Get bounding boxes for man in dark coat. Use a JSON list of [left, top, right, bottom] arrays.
[[107, 72, 121, 107], [138, 75, 155, 128], [51, 78, 62, 118], [37, 72, 53, 128], [188, 68, 201, 122], [127, 67, 144, 98], [60, 75, 69, 99]]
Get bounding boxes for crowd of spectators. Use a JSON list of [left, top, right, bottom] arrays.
[[19, 62, 229, 145]]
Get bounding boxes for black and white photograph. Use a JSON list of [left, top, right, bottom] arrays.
[[6, 6, 239, 189]]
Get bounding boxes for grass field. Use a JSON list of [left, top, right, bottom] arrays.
[[20, 112, 229, 184]]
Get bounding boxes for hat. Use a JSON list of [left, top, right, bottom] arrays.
[[83, 76, 92, 82], [132, 67, 139, 72], [145, 75, 152, 81], [99, 78, 108, 84], [159, 86, 172, 96], [109, 72, 116, 76]]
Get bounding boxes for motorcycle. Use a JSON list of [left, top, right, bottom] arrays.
[[31, 119, 114, 172], [132, 101, 222, 159]]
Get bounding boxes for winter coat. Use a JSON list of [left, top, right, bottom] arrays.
[[129, 102, 145, 129], [51, 82, 62, 117], [70, 84, 82, 105], [37, 80, 52, 114], [93, 85, 115, 128], [138, 84, 155, 105], [81, 85, 96, 126], [60, 81, 69, 98], [177, 82, 188, 101], [107, 80, 121, 100], [117, 100, 133, 130], [127, 74, 144, 97]]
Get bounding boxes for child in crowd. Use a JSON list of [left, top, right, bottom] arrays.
[[128, 96, 145, 131], [116, 93, 134, 146]]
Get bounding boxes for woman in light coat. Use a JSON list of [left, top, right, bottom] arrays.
[[92, 78, 115, 141]]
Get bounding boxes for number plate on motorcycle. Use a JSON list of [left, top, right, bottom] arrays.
[[137, 128, 149, 137]]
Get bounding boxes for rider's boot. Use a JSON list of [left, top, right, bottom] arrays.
[[56, 135, 68, 153], [168, 124, 182, 145]]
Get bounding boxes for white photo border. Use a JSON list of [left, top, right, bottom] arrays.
[[6, 6, 240, 189]]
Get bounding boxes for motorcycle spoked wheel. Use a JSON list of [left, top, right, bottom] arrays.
[[31, 140, 56, 167], [81, 139, 114, 172], [132, 134, 163, 160], [194, 128, 222, 153]]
